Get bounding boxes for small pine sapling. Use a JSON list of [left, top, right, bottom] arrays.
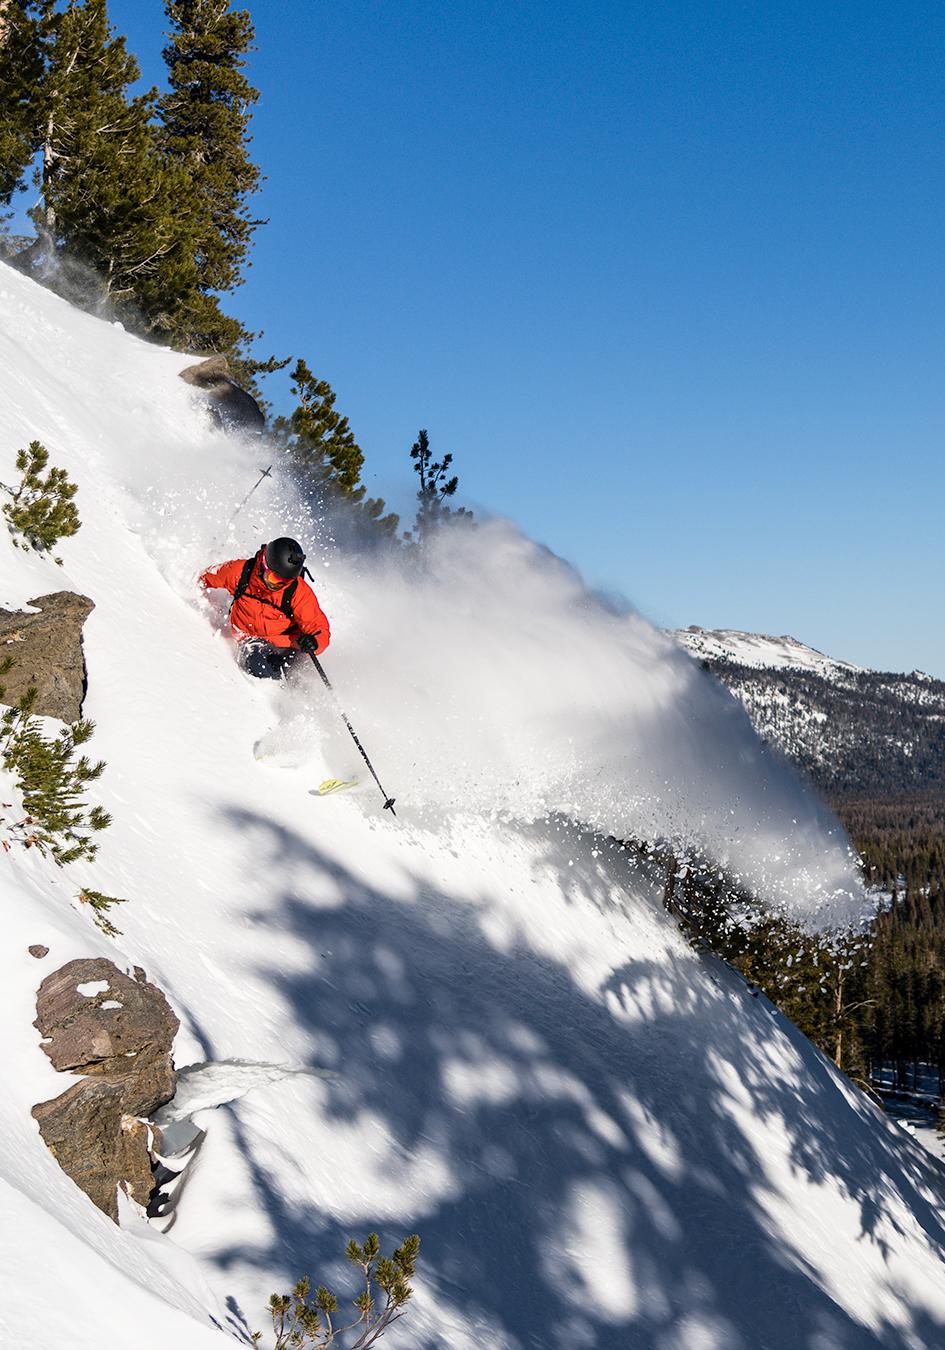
[[0, 663, 126, 935], [263, 1279, 337, 1349], [1, 695, 111, 864], [77, 888, 127, 937], [3, 440, 80, 555], [258, 1232, 420, 1348]]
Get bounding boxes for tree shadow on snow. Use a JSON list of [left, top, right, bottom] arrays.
[[206, 805, 945, 1350]]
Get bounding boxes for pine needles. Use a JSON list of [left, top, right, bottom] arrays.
[[0, 658, 124, 933], [255, 1232, 420, 1349], [2, 690, 109, 865], [2, 439, 80, 555]]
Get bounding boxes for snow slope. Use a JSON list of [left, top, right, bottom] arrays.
[[3, 263, 945, 1348], [674, 626, 864, 679]]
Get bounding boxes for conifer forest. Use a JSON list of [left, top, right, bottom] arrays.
[[690, 654, 945, 1099]]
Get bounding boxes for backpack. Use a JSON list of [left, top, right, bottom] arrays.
[[230, 550, 299, 634]]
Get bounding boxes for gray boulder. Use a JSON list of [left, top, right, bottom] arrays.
[[179, 355, 265, 434], [35, 957, 179, 1115], [32, 958, 180, 1221], [32, 1081, 159, 1220], [0, 591, 93, 722]]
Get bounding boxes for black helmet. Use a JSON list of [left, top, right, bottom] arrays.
[[264, 537, 305, 579]]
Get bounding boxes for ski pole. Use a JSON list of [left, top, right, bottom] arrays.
[[307, 652, 397, 815], [227, 464, 273, 528]]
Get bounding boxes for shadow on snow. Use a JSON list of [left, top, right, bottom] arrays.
[[206, 805, 945, 1350]]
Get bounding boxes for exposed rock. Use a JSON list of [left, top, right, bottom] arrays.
[[31, 1082, 160, 1221], [179, 355, 265, 434], [32, 957, 180, 1220], [32, 1079, 125, 1218], [35, 957, 179, 1116], [28, 944, 49, 959], [120, 1116, 161, 1208], [0, 591, 93, 722]]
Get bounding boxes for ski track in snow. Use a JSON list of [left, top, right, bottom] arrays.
[[2, 264, 945, 1348]]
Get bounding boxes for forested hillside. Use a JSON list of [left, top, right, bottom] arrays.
[[674, 627, 945, 1092], [711, 665, 945, 797], [676, 626, 945, 798]]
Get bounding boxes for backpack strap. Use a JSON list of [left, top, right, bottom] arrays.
[[229, 550, 299, 636], [229, 553, 258, 617], [279, 579, 299, 622]]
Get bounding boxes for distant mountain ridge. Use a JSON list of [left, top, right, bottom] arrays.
[[675, 627, 864, 678], [673, 626, 945, 799]]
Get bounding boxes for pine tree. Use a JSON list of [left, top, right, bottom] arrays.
[[276, 359, 366, 495], [407, 428, 472, 544], [0, 0, 51, 213], [156, 0, 262, 359], [273, 359, 397, 532], [3, 439, 80, 553], [0, 663, 125, 933], [19, 0, 201, 329], [77, 886, 126, 936], [259, 1233, 420, 1349], [1, 688, 111, 866]]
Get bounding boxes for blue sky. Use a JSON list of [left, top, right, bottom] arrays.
[[108, 1, 945, 673]]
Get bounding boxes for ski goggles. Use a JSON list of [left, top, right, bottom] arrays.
[[262, 566, 286, 588]]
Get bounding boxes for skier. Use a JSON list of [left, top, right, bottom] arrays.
[[200, 537, 330, 680]]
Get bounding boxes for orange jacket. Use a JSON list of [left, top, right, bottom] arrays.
[[200, 549, 331, 652]]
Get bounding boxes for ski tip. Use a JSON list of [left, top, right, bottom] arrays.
[[312, 777, 360, 796]]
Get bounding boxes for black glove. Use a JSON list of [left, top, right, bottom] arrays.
[[298, 632, 319, 656]]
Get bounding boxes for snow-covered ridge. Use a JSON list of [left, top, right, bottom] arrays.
[[4, 263, 945, 1348], [673, 625, 864, 678], [672, 626, 945, 793]]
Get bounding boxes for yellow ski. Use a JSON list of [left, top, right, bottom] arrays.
[[312, 777, 360, 797]]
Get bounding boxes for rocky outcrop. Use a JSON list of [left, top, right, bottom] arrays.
[[32, 1082, 157, 1216], [0, 591, 94, 722], [34, 957, 179, 1112], [32, 958, 179, 1221], [179, 355, 265, 434]]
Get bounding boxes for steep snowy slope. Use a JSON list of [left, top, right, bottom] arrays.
[[3, 263, 945, 1349]]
